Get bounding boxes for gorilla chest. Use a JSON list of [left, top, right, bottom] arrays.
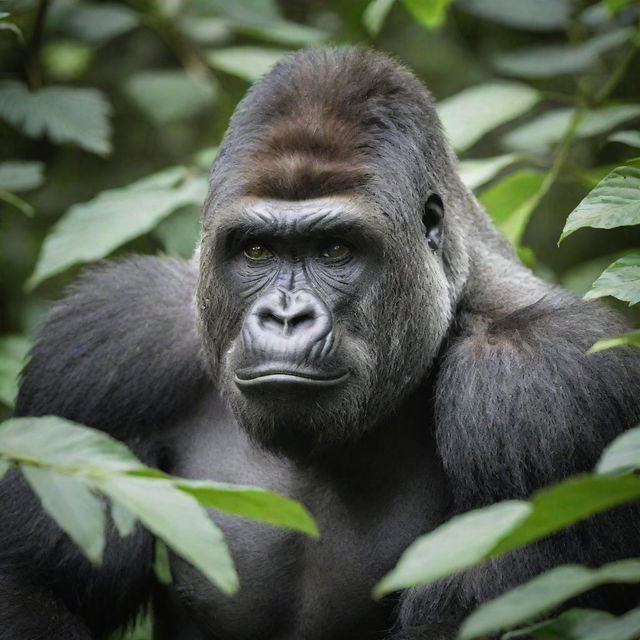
[[162, 398, 446, 640]]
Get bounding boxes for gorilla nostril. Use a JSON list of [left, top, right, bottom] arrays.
[[288, 313, 315, 332]]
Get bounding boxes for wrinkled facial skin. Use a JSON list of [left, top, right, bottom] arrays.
[[197, 196, 452, 456]]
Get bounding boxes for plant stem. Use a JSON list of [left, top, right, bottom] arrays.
[[25, 0, 49, 89]]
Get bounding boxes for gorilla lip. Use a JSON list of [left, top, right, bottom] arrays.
[[234, 368, 349, 388]]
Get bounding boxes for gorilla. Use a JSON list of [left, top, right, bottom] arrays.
[[3, 47, 640, 640]]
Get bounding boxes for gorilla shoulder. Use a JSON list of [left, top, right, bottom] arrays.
[[16, 256, 207, 438]]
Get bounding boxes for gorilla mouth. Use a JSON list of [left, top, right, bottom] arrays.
[[235, 367, 349, 389]]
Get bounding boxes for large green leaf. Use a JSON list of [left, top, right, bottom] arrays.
[[494, 28, 633, 78], [0, 161, 44, 192], [400, 0, 452, 29], [437, 82, 539, 152], [227, 19, 327, 46], [459, 560, 640, 639], [60, 3, 138, 44], [583, 251, 640, 306], [28, 167, 207, 288], [21, 466, 106, 564], [373, 501, 532, 598], [363, 0, 396, 35], [505, 105, 640, 151], [0, 81, 112, 156], [455, 0, 572, 31], [609, 130, 640, 148], [458, 154, 518, 190], [479, 171, 545, 245], [597, 426, 640, 475], [589, 329, 640, 353], [206, 47, 290, 81], [0, 335, 30, 407], [124, 70, 217, 125], [503, 608, 616, 640], [560, 166, 640, 242], [153, 207, 200, 258]]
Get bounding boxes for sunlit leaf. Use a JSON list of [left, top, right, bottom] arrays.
[[597, 425, 640, 475], [456, 0, 572, 31], [505, 105, 640, 151], [437, 82, 539, 152], [363, 0, 396, 35], [111, 499, 137, 537], [28, 167, 207, 288], [609, 130, 640, 148], [124, 70, 217, 125], [480, 171, 545, 245], [206, 47, 290, 81], [61, 3, 138, 44], [0, 335, 30, 407], [0, 161, 44, 192], [401, 0, 452, 29], [494, 28, 633, 78], [605, 0, 637, 15], [21, 466, 106, 564], [373, 501, 532, 598], [458, 154, 518, 190], [42, 41, 94, 81], [560, 166, 640, 242], [583, 252, 640, 306], [589, 330, 640, 354], [460, 560, 640, 639], [0, 81, 112, 155]]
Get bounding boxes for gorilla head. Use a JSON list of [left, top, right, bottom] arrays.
[[196, 48, 476, 454]]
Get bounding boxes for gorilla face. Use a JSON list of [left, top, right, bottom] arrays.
[[197, 195, 451, 455]]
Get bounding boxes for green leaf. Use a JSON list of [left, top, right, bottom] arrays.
[[609, 130, 640, 148], [437, 82, 539, 152], [0, 416, 143, 473], [61, 3, 138, 44], [503, 608, 615, 639], [560, 165, 640, 242], [605, 0, 637, 15], [0, 458, 10, 481], [363, 0, 396, 35], [27, 167, 207, 288], [0, 81, 112, 156], [176, 479, 319, 537], [505, 105, 640, 151], [0, 160, 44, 192], [153, 206, 200, 258], [227, 19, 327, 46], [373, 501, 531, 598], [583, 607, 640, 640], [459, 560, 640, 639], [458, 154, 518, 190], [400, 0, 452, 29], [455, 0, 572, 31], [494, 28, 633, 78], [21, 466, 106, 564], [124, 70, 217, 125], [560, 253, 625, 296], [584, 251, 640, 306], [42, 41, 94, 82], [111, 499, 137, 537], [206, 47, 290, 82], [480, 171, 545, 245], [153, 539, 173, 585], [0, 335, 30, 407], [100, 475, 239, 594], [0, 190, 34, 216], [597, 425, 640, 475], [589, 329, 640, 353]]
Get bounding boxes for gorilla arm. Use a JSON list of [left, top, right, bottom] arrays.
[[1, 257, 206, 639]]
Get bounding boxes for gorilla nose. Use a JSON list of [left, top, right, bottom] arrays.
[[255, 289, 329, 339]]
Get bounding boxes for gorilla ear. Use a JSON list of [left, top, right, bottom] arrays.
[[422, 194, 444, 251]]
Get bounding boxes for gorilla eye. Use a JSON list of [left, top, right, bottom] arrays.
[[320, 242, 351, 260], [243, 243, 273, 260]]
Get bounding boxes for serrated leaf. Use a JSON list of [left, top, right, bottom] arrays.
[[0, 416, 143, 473], [480, 171, 545, 245], [176, 479, 319, 537], [0, 81, 112, 156], [21, 466, 106, 564], [458, 154, 518, 191], [0, 161, 44, 192], [124, 70, 216, 125], [100, 475, 238, 594], [206, 47, 290, 81], [609, 130, 640, 148], [363, 0, 396, 35], [61, 3, 138, 44], [111, 499, 137, 537], [505, 105, 640, 151], [0, 335, 30, 407], [401, 0, 452, 29], [459, 560, 640, 639], [437, 82, 539, 152], [456, 0, 572, 31], [28, 168, 207, 288], [494, 28, 633, 78], [373, 501, 532, 598], [503, 607, 616, 639], [597, 426, 640, 475], [589, 329, 640, 353], [584, 251, 640, 305]]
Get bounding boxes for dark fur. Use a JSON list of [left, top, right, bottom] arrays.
[[3, 47, 640, 639]]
